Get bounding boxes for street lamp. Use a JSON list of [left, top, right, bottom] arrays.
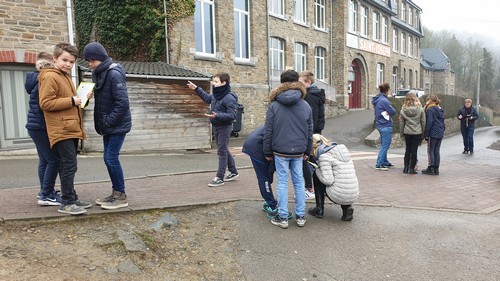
[[476, 58, 485, 119]]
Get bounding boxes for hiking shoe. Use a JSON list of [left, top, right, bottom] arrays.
[[305, 190, 315, 200], [95, 192, 115, 206], [271, 216, 288, 229], [224, 173, 239, 182], [208, 177, 224, 187], [37, 193, 62, 206], [100, 191, 128, 210], [58, 204, 87, 215], [296, 215, 306, 227], [341, 206, 354, 221], [74, 200, 93, 209], [375, 165, 388, 171], [262, 202, 270, 211]]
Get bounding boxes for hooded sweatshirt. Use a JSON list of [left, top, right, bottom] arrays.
[[372, 93, 396, 128], [399, 106, 426, 136], [315, 143, 359, 205]]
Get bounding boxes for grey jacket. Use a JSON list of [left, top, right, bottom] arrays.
[[400, 106, 426, 136]]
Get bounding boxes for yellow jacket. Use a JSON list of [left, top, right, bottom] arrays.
[[38, 68, 85, 148]]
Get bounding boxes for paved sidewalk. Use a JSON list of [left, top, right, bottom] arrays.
[[1, 150, 498, 221]]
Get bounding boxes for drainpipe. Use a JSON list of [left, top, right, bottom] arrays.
[[164, 0, 170, 64], [330, 0, 334, 91], [66, 0, 77, 86], [266, 0, 271, 92]]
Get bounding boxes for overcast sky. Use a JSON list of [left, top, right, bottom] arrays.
[[416, 0, 500, 45]]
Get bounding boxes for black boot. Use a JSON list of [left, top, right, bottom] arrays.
[[408, 168, 417, 174], [403, 156, 410, 173], [434, 165, 439, 175], [308, 205, 324, 218], [403, 167, 409, 174], [422, 166, 435, 175], [341, 205, 354, 221]]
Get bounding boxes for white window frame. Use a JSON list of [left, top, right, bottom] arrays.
[[360, 5, 368, 36], [195, 0, 216, 56], [348, 0, 357, 33], [401, 2, 406, 21], [401, 32, 406, 54], [234, 0, 251, 60], [392, 66, 398, 90], [315, 47, 326, 81], [392, 28, 398, 52], [269, 0, 284, 17], [414, 38, 419, 57], [408, 35, 413, 57], [376, 63, 385, 86], [372, 12, 380, 40], [294, 0, 307, 24], [408, 7, 413, 25], [381, 16, 388, 43], [314, 0, 326, 30], [269, 37, 285, 79], [294, 43, 307, 73]]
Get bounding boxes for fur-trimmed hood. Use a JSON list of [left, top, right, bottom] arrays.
[[269, 82, 307, 104], [36, 59, 55, 71]]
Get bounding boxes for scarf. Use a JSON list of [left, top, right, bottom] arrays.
[[92, 58, 114, 91], [212, 83, 231, 101]]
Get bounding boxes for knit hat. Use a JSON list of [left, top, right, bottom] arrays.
[[83, 42, 109, 61]]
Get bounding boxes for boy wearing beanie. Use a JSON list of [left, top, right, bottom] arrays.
[[83, 42, 132, 210]]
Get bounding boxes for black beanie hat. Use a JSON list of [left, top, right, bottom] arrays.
[[83, 42, 109, 61]]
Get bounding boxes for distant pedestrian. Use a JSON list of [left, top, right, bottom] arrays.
[[25, 51, 61, 206], [422, 94, 445, 175], [299, 71, 326, 200], [308, 134, 358, 221], [83, 42, 132, 210], [399, 91, 426, 174], [187, 73, 239, 187], [372, 83, 396, 171], [457, 98, 478, 154], [263, 70, 313, 229], [38, 42, 92, 215]]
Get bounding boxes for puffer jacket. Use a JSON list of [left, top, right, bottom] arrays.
[[25, 71, 46, 130], [195, 85, 238, 126], [91, 58, 132, 135], [315, 144, 359, 205], [424, 104, 445, 139], [38, 67, 85, 148], [263, 82, 313, 157], [400, 106, 426, 136], [304, 85, 326, 133]]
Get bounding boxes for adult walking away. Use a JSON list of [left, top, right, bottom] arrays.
[[83, 42, 132, 210], [263, 70, 313, 229], [299, 71, 326, 200], [399, 91, 426, 174], [187, 73, 239, 187], [25, 51, 61, 206], [38, 43, 92, 215], [457, 98, 478, 154], [422, 94, 445, 175], [372, 83, 396, 170], [308, 134, 359, 221]]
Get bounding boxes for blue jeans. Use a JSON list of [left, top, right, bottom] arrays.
[[460, 125, 475, 151], [376, 126, 393, 167], [28, 129, 61, 197], [427, 137, 442, 167], [103, 134, 126, 193], [213, 124, 237, 179], [54, 139, 79, 205], [274, 155, 306, 219]]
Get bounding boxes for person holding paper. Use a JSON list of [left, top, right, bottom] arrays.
[[83, 42, 132, 210], [38, 43, 92, 215], [371, 83, 396, 171]]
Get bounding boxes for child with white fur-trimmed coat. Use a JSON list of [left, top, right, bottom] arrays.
[[309, 134, 359, 221]]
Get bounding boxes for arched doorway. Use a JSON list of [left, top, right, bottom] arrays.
[[348, 60, 362, 109]]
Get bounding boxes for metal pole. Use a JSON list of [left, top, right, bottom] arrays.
[[476, 58, 484, 119]]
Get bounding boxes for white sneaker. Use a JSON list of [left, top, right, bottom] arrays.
[[305, 190, 315, 200]]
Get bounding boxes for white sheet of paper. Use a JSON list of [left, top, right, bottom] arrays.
[[76, 82, 95, 108]]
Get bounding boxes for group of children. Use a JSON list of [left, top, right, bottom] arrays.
[[27, 42, 131, 215]]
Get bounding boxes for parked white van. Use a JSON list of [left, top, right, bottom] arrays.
[[394, 89, 425, 98]]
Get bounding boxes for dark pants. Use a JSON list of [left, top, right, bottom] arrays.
[[426, 137, 442, 167], [460, 125, 475, 152], [302, 160, 313, 190], [313, 172, 350, 210], [103, 134, 126, 193], [251, 158, 277, 209], [214, 124, 237, 179], [404, 134, 421, 169], [28, 129, 60, 197], [54, 139, 79, 205]]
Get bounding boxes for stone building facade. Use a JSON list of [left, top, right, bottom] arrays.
[[420, 48, 456, 96], [0, 0, 73, 149]]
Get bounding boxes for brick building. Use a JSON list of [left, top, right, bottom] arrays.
[[420, 48, 456, 96]]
